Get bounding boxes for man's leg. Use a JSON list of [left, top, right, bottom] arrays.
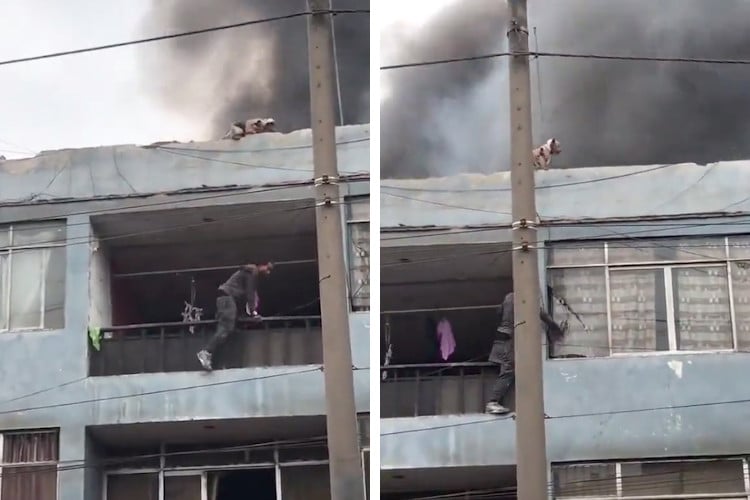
[[486, 340, 515, 414], [486, 364, 515, 414], [198, 296, 237, 371]]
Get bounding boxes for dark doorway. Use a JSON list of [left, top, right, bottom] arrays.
[[213, 469, 276, 500]]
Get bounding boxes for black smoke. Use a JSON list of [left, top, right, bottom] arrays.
[[140, 0, 369, 137], [381, 0, 750, 178]]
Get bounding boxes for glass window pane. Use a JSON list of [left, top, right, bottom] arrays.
[[0, 253, 8, 330], [548, 268, 609, 358], [106, 473, 158, 500], [609, 237, 725, 264], [349, 222, 369, 310], [9, 249, 45, 329], [673, 266, 733, 351], [1, 465, 57, 500], [0, 227, 9, 248], [552, 463, 616, 497], [348, 196, 369, 221], [2, 431, 58, 463], [729, 235, 750, 259], [622, 459, 744, 496], [44, 246, 66, 329], [731, 261, 750, 350], [12, 221, 66, 247], [280, 464, 332, 500], [610, 269, 669, 353], [548, 242, 604, 267], [165, 475, 202, 500]]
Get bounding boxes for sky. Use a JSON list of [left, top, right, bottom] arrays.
[[0, 0, 202, 159], [0, 0, 373, 161]]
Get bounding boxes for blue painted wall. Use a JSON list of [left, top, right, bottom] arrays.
[[0, 125, 370, 499], [381, 162, 750, 471]]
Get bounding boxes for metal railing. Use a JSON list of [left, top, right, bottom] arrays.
[[90, 316, 322, 376], [380, 362, 502, 418]]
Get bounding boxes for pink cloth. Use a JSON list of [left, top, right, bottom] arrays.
[[436, 318, 456, 361]]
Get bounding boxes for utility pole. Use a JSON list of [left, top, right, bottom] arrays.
[[306, 2, 366, 499], [507, 0, 549, 499]]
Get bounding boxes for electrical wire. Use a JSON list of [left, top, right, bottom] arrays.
[[0, 9, 369, 68], [0, 434, 334, 478], [380, 50, 750, 71], [3, 187, 368, 253], [381, 163, 675, 194], [0, 365, 368, 416], [154, 145, 368, 175], [155, 136, 370, 154]]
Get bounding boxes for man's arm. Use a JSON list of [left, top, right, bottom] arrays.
[[242, 265, 259, 308], [539, 309, 564, 341]]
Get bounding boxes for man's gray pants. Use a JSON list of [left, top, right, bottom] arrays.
[[489, 339, 515, 404]]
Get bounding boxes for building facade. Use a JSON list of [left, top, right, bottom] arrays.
[[0, 124, 370, 500], [380, 161, 750, 499]]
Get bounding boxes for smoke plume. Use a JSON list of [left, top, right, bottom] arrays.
[[140, 0, 369, 138], [381, 0, 750, 178]]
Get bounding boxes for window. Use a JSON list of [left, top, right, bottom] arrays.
[[347, 196, 370, 311], [548, 236, 750, 358], [0, 221, 66, 331], [0, 430, 59, 500], [554, 458, 746, 499]]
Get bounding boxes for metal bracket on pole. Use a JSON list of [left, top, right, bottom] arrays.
[[316, 198, 341, 208], [314, 174, 340, 186], [511, 218, 538, 230], [507, 18, 529, 38]]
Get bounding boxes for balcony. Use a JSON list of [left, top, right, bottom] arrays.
[[90, 316, 322, 376], [381, 362, 502, 417]]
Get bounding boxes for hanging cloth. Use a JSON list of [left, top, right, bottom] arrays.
[[382, 316, 392, 381], [436, 317, 456, 361]]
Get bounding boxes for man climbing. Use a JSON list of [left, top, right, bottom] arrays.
[[197, 262, 274, 371], [485, 290, 565, 415]]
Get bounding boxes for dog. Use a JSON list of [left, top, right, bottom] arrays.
[[223, 118, 277, 140], [532, 138, 561, 170]]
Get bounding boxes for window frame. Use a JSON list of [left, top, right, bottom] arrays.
[[553, 456, 750, 499], [346, 196, 370, 312], [0, 222, 66, 333], [547, 236, 749, 359], [0, 429, 60, 500]]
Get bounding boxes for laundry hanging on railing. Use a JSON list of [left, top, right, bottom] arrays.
[[382, 317, 392, 381], [436, 317, 456, 361], [88, 326, 102, 351], [181, 276, 204, 334]]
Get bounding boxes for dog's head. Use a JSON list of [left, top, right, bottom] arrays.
[[547, 138, 561, 155]]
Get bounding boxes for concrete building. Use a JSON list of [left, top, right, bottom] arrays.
[[380, 161, 750, 499], [0, 124, 370, 500]]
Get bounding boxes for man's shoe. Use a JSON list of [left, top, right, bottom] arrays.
[[197, 350, 213, 371], [486, 401, 510, 415]]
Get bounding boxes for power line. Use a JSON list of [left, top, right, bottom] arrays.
[[0, 434, 333, 478], [156, 136, 370, 154], [0, 9, 369, 68], [0, 365, 368, 416], [3, 178, 369, 246], [380, 50, 750, 71], [381, 163, 674, 194], [154, 145, 368, 175]]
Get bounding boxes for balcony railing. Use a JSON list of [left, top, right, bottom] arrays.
[[90, 316, 322, 376], [380, 362, 502, 418]]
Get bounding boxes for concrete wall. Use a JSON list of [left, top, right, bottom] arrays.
[[0, 125, 370, 204], [381, 161, 750, 471], [0, 125, 370, 498]]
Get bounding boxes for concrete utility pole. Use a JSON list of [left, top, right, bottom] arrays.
[[306, 1, 366, 499], [507, 0, 549, 499]]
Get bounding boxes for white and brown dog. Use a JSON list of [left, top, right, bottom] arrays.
[[224, 118, 277, 140], [532, 138, 561, 170]]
